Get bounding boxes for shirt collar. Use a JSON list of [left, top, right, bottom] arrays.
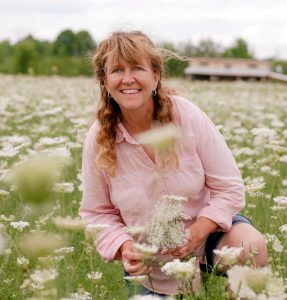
[[116, 122, 138, 145]]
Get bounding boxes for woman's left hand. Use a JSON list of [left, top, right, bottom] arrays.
[[161, 217, 218, 259]]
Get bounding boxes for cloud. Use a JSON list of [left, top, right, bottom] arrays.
[[0, 0, 286, 59]]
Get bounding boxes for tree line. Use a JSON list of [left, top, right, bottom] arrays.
[[0, 29, 285, 77]]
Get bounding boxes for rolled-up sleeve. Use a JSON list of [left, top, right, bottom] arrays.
[[191, 104, 245, 231], [79, 123, 132, 261]]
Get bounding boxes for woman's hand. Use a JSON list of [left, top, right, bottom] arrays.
[[120, 240, 153, 276], [161, 217, 218, 259]]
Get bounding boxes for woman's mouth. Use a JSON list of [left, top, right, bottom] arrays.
[[120, 89, 141, 94]]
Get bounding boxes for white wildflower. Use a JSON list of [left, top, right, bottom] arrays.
[[146, 195, 189, 249], [130, 295, 175, 300], [279, 224, 287, 237], [251, 128, 276, 140], [265, 233, 283, 253], [69, 291, 92, 300], [213, 246, 243, 266], [0, 189, 10, 199], [124, 225, 146, 238], [0, 229, 6, 254], [87, 271, 102, 282], [124, 275, 147, 284], [85, 223, 110, 235], [161, 257, 196, 280], [10, 221, 30, 232], [53, 182, 74, 193], [136, 123, 182, 151], [245, 179, 266, 197], [53, 216, 84, 231], [0, 214, 14, 222], [134, 243, 158, 257], [279, 155, 287, 163], [17, 256, 29, 266], [30, 268, 58, 285], [273, 196, 287, 207], [54, 247, 74, 255], [228, 265, 286, 299]]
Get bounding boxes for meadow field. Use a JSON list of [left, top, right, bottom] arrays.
[[0, 75, 286, 299]]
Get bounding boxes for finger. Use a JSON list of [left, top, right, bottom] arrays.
[[172, 246, 189, 256], [130, 265, 150, 276], [124, 261, 144, 273], [161, 247, 180, 255], [123, 250, 142, 261]]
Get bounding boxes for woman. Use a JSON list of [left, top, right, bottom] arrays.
[[79, 31, 268, 296]]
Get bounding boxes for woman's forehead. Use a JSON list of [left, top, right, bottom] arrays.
[[105, 54, 150, 68]]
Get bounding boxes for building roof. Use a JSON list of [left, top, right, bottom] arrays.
[[184, 66, 270, 77]]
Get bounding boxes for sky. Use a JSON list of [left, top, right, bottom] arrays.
[[1, 0, 286, 59]]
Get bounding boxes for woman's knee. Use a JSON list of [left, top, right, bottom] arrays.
[[217, 223, 268, 266]]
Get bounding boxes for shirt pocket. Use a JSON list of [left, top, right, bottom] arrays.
[[110, 173, 150, 224]]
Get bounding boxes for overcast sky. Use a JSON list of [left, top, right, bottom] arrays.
[[1, 0, 286, 59]]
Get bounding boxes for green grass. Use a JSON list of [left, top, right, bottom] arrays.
[[0, 75, 286, 299]]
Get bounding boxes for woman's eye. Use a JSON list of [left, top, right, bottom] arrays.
[[134, 66, 143, 71], [112, 68, 121, 73]]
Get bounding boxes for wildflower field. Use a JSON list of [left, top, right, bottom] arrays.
[[0, 74, 286, 299]]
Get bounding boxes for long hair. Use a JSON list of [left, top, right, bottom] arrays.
[[92, 31, 177, 176]]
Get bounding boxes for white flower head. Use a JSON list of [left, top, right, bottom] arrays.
[[124, 275, 147, 284], [136, 123, 182, 152], [145, 195, 189, 249], [265, 233, 283, 253], [124, 225, 146, 237], [213, 246, 243, 266], [161, 257, 197, 280], [53, 216, 84, 231], [279, 224, 287, 237], [10, 221, 30, 232], [130, 295, 175, 300], [134, 243, 158, 257], [17, 256, 29, 266], [53, 182, 74, 193], [30, 268, 58, 285], [228, 265, 286, 299], [85, 223, 110, 235], [87, 271, 102, 282]]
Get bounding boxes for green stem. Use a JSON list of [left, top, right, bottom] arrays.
[[148, 275, 155, 293]]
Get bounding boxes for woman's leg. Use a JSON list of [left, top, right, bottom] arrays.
[[214, 222, 268, 267]]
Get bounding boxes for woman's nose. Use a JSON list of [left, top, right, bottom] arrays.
[[122, 71, 135, 84]]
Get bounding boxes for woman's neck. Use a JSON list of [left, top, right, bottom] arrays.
[[121, 102, 154, 134]]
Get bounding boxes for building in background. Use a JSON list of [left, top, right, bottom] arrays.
[[184, 57, 287, 82]]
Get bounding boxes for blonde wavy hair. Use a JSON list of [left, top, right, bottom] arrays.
[[92, 30, 178, 176]]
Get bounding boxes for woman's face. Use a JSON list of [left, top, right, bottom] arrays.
[[104, 56, 159, 114]]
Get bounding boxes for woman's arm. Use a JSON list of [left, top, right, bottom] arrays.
[[79, 124, 132, 261]]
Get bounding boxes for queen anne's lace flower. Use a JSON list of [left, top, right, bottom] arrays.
[[145, 195, 189, 249], [213, 246, 243, 266], [161, 257, 196, 280], [227, 266, 286, 299], [10, 221, 30, 232]]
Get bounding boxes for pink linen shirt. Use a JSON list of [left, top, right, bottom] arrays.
[[79, 95, 245, 295]]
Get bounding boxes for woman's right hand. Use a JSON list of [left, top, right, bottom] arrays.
[[120, 240, 153, 276]]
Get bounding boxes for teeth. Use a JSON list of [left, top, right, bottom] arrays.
[[121, 89, 140, 94]]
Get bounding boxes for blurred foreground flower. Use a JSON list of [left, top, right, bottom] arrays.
[[227, 265, 286, 299], [213, 246, 243, 266], [124, 275, 147, 284], [4, 154, 70, 204], [136, 124, 182, 152], [20, 231, 65, 258], [130, 295, 175, 300], [0, 224, 6, 254], [53, 216, 84, 231], [161, 257, 197, 280]]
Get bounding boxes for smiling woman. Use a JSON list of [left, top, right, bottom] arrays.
[[79, 31, 268, 297]]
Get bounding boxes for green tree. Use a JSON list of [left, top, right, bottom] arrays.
[[53, 29, 79, 56], [13, 36, 38, 74], [194, 38, 222, 57], [222, 38, 253, 59], [160, 42, 188, 77], [0, 40, 13, 72]]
